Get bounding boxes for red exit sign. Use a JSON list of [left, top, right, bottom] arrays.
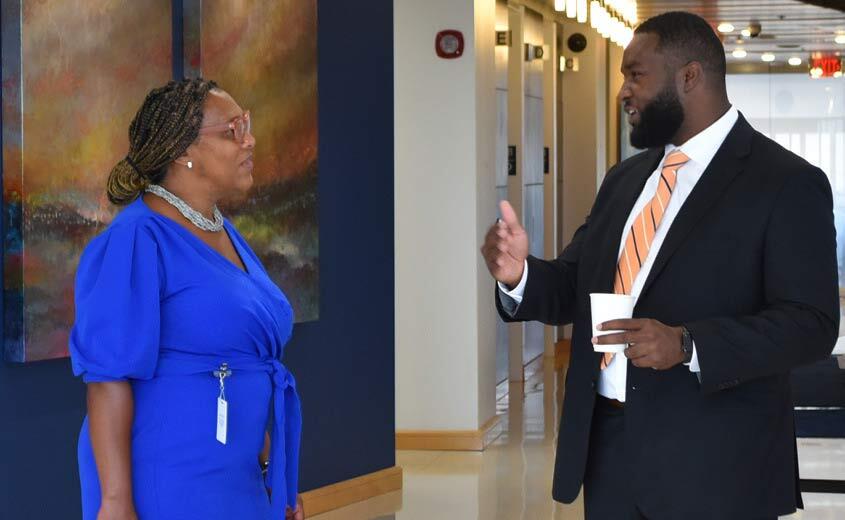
[[810, 56, 843, 78]]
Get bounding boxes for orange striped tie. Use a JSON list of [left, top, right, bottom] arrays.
[[601, 150, 689, 369]]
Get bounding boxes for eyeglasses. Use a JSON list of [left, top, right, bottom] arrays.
[[198, 110, 251, 143]]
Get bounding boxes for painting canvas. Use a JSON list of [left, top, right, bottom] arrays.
[[187, 0, 320, 322], [1, 0, 172, 362]]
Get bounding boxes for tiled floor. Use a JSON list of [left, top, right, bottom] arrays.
[[313, 358, 845, 519]]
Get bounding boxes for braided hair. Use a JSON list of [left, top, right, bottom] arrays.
[[106, 78, 218, 205]]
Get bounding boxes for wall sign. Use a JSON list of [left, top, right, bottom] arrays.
[[810, 56, 843, 78], [543, 147, 549, 174], [508, 145, 517, 176]]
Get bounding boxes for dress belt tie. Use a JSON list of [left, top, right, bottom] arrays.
[[155, 351, 302, 515]]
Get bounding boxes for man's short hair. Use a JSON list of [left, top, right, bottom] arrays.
[[635, 11, 727, 81]]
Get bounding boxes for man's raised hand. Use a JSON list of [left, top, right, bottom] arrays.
[[481, 200, 529, 289]]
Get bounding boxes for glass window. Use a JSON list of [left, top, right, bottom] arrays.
[[729, 74, 845, 290]]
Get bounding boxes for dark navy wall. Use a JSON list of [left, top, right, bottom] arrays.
[[0, 359, 86, 518], [291, 0, 396, 491], [0, 0, 394, 517]]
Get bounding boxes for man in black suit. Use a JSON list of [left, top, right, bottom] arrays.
[[481, 11, 839, 520]]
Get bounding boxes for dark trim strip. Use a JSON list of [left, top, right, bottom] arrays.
[[631, 227, 643, 267], [800, 479, 845, 494], [617, 264, 626, 294], [660, 173, 673, 194]]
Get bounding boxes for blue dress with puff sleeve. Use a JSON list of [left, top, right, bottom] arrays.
[[70, 197, 301, 520]]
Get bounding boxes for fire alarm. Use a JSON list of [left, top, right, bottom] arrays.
[[435, 30, 464, 59]]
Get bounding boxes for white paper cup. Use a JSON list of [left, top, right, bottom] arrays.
[[590, 293, 636, 353]]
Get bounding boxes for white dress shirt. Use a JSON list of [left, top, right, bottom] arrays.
[[500, 106, 739, 401]]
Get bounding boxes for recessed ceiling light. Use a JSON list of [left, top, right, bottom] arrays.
[[811, 67, 823, 78], [732, 48, 747, 58], [836, 34, 845, 44], [835, 71, 844, 78], [741, 29, 752, 37], [761, 52, 775, 62], [718, 23, 735, 33], [788, 56, 802, 66]]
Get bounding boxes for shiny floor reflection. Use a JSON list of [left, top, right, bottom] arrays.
[[312, 357, 845, 519]]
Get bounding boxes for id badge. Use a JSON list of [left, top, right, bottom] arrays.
[[216, 397, 228, 444], [214, 363, 232, 445]]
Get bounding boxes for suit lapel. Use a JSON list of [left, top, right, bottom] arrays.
[[592, 148, 664, 293], [638, 114, 755, 300]]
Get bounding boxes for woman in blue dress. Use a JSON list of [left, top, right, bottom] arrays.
[[70, 78, 304, 520]]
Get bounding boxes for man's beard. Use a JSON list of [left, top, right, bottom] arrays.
[[629, 83, 685, 149]]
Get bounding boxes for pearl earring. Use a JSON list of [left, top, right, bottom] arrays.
[[187, 161, 193, 169]]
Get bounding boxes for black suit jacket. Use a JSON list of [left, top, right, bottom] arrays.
[[497, 114, 840, 519]]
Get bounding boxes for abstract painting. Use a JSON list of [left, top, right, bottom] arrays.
[[186, 0, 320, 322], [1, 0, 172, 362]]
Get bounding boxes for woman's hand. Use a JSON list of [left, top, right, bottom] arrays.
[[97, 497, 138, 520], [260, 431, 302, 518], [285, 495, 305, 519], [260, 430, 271, 467]]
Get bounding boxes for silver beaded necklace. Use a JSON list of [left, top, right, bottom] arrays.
[[145, 184, 224, 232]]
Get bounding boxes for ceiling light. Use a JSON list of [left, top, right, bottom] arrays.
[[718, 23, 734, 33], [590, 1, 600, 29], [598, 8, 611, 38], [788, 56, 802, 66], [577, 0, 588, 23], [622, 26, 634, 48], [761, 52, 775, 62], [836, 34, 845, 45], [811, 67, 824, 79], [741, 29, 751, 38], [732, 49, 747, 59], [612, 17, 624, 44], [554, 0, 565, 11], [835, 71, 844, 78], [615, 0, 627, 22], [566, 0, 577, 18]]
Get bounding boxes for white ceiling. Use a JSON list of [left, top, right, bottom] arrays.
[[636, 0, 845, 66]]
